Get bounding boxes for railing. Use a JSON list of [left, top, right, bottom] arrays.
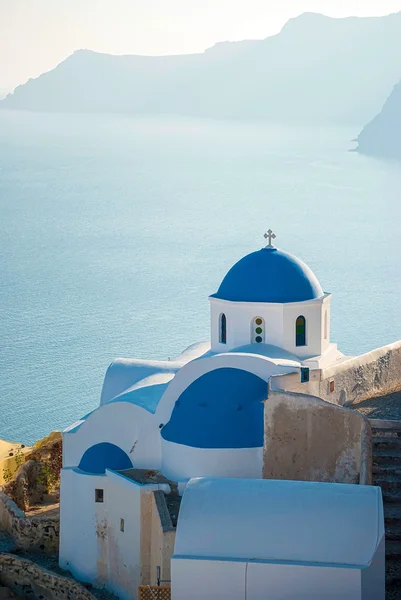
[[138, 585, 171, 600]]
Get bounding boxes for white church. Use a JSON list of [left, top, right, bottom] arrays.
[[59, 232, 385, 600]]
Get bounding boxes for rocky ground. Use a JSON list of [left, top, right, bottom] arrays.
[[24, 493, 59, 518]]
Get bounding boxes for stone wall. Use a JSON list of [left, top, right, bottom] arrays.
[[319, 340, 401, 406], [0, 554, 96, 600], [0, 492, 59, 554], [263, 389, 372, 485], [271, 340, 401, 407]]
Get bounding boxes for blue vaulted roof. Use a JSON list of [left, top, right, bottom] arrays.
[[161, 367, 267, 449], [212, 247, 324, 303], [79, 443, 132, 474]]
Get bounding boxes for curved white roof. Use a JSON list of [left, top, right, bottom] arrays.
[[174, 478, 384, 567], [100, 341, 210, 406]]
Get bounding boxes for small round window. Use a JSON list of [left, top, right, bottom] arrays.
[[252, 317, 265, 344]]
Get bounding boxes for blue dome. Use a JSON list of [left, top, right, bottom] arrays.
[[213, 247, 323, 303]]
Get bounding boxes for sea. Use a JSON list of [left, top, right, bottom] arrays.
[[1, 109, 401, 444]]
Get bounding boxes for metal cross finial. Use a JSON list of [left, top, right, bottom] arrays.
[[264, 229, 276, 248]]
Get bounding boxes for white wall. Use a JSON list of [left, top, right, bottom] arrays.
[[246, 562, 360, 600], [105, 470, 143, 600], [172, 559, 361, 600], [60, 467, 170, 599], [283, 294, 331, 358], [162, 441, 262, 481], [209, 295, 330, 358], [59, 468, 108, 584], [210, 297, 284, 352], [172, 558, 246, 600]]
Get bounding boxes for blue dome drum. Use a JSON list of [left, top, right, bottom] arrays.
[[213, 247, 324, 303]]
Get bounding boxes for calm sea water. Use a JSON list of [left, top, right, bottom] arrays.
[[1, 110, 401, 444]]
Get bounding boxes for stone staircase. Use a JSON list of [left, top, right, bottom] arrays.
[[371, 419, 401, 599]]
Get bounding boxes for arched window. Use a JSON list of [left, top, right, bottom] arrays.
[[252, 317, 265, 344], [324, 310, 328, 340], [219, 313, 227, 344], [296, 316, 306, 347]]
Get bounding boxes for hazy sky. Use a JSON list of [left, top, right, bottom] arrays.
[[1, 0, 401, 92]]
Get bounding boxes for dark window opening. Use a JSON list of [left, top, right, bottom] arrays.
[[301, 367, 310, 383], [95, 489, 104, 503], [220, 313, 227, 344]]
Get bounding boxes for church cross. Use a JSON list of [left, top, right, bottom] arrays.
[[264, 229, 276, 248]]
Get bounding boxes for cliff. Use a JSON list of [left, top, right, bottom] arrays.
[[3, 11, 401, 125], [356, 81, 401, 158]]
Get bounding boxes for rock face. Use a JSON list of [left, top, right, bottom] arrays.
[[3, 460, 47, 512], [356, 81, 401, 158], [3, 11, 401, 125]]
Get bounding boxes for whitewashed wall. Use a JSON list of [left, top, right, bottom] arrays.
[[59, 468, 171, 599], [162, 442, 262, 481], [209, 295, 331, 357], [59, 468, 108, 584], [105, 471, 143, 600]]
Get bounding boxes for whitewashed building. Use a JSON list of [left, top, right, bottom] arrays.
[[172, 478, 385, 600], [60, 232, 349, 595]]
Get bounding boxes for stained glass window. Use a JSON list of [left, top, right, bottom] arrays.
[[296, 316, 306, 347], [252, 317, 265, 343]]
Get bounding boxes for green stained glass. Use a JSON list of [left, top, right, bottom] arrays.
[[255, 327, 262, 334]]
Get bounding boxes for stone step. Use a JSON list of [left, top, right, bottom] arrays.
[[373, 436, 401, 450], [373, 463, 401, 476], [385, 523, 401, 541], [382, 489, 401, 503], [386, 540, 401, 558], [372, 429, 401, 438], [370, 419, 401, 432], [373, 476, 401, 492], [372, 449, 401, 465], [385, 504, 401, 524]]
